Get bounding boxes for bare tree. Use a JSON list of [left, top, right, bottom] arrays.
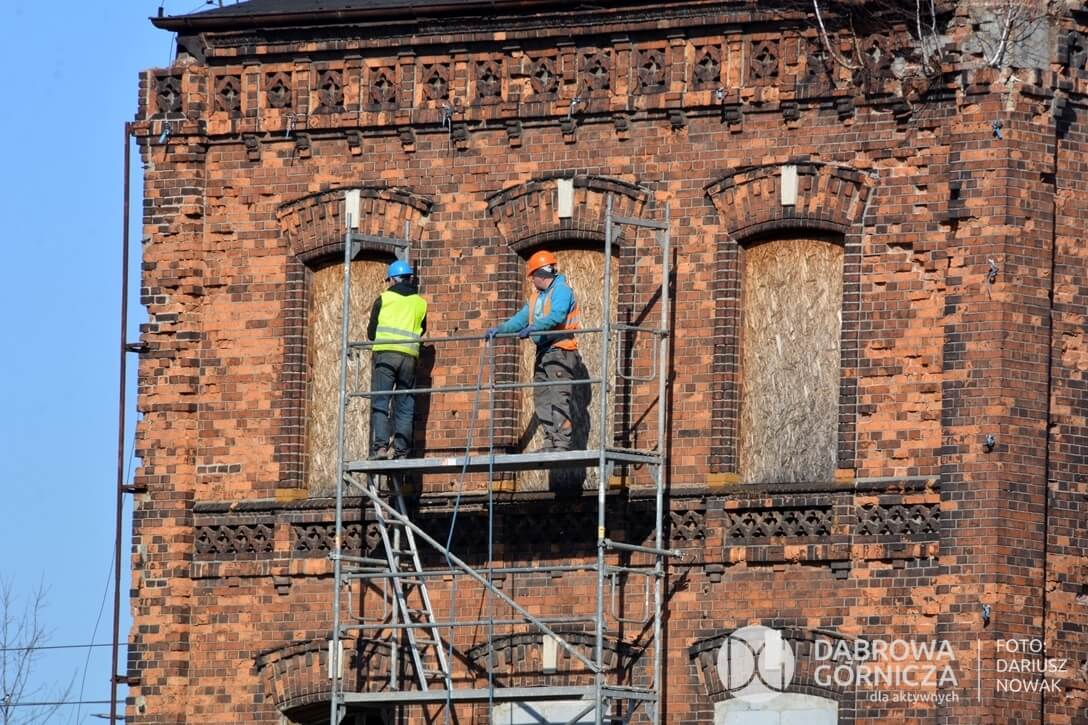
[[967, 0, 1062, 68], [1, 578, 72, 725], [804, 0, 1064, 76]]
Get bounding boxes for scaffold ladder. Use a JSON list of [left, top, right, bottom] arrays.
[[366, 473, 452, 692]]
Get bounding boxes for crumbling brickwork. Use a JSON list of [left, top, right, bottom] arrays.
[[128, 1, 1088, 723]]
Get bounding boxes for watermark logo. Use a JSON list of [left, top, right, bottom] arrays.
[[996, 638, 1066, 694], [717, 625, 796, 704], [811, 636, 961, 705]]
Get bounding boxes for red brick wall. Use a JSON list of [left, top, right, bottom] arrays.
[[127, 5, 1088, 723]]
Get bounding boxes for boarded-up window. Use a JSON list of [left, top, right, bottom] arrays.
[[517, 247, 617, 492], [306, 260, 387, 495], [739, 238, 843, 484]]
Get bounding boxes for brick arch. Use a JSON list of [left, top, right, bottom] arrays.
[[278, 185, 434, 265], [256, 638, 392, 717], [274, 186, 434, 494], [704, 163, 874, 477], [688, 627, 857, 724], [485, 175, 649, 458], [705, 162, 872, 241], [486, 174, 650, 250], [464, 630, 634, 687]]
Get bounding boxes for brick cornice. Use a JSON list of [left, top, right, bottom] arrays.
[[486, 174, 650, 250]]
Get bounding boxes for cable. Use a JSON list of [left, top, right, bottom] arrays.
[[71, 557, 116, 725], [72, 434, 138, 724], [4, 700, 110, 708], [441, 340, 492, 725], [486, 342, 497, 722], [0, 644, 114, 653]]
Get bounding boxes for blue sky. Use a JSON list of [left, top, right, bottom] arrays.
[[0, 1, 188, 721]]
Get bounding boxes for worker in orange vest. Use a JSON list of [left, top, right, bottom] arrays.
[[486, 250, 583, 452]]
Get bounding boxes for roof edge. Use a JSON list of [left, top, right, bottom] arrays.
[[150, 0, 619, 32]]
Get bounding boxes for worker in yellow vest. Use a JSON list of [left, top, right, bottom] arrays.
[[368, 260, 428, 459], [486, 250, 583, 452]]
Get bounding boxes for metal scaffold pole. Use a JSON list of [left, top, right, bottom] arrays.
[[327, 188, 675, 723], [652, 205, 671, 725], [594, 195, 615, 725], [328, 201, 356, 725]]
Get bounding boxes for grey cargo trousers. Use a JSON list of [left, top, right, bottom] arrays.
[[533, 346, 582, 451]]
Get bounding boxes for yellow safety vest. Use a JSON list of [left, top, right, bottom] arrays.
[[373, 290, 427, 358]]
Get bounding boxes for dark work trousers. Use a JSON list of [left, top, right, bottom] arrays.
[[533, 346, 582, 451], [370, 351, 418, 456]]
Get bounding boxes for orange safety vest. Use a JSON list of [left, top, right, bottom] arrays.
[[528, 284, 581, 351]]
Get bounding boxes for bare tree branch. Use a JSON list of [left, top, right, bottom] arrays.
[[812, 0, 863, 70], [1, 579, 72, 725]]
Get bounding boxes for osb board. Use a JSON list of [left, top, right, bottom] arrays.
[[517, 248, 617, 493], [307, 260, 387, 495], [739, 238, 843, 484]]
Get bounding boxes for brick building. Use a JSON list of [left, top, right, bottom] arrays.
[[127, 0, 1088, 722]]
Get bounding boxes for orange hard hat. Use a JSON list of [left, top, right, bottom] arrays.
[[526, 250, 558, 277]]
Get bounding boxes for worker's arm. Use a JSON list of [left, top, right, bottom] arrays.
[[495, 304, 529, 334], [527, 282, 573, 331], [366, 297, 382, 340]]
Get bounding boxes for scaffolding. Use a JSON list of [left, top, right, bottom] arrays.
[[328, 194, 674, 725]]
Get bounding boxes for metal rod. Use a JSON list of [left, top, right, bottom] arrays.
[[651, 205, 672, 725], [328, 205, 354, 725], [342, 685, 599, 705], [595, 195, 614, 725], [344, 616, 596, 631], [337, 554, 391, 567], [350, 478, 601, 672], [604, 565, 659, 576], [603, 539, 682, 558], [347, 563, 607, 580], [349, 326, 606, 348], [487, 339, 497, 712], [348, 376, 602, 398], [615, 324, 660, 383], [612, 323, 668, 336], [109, 121, 133, 725]]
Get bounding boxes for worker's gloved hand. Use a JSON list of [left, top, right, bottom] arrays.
[[517, 326, 533, 339], [484, 327, 499, 341]]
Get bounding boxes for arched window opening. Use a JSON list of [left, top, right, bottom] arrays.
[[739, 236, 844, 484], [716, 693, 838, 724], [305, 257, 390, 495], [515, 243, 619, 493]]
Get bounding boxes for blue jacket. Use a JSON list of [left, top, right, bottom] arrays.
[[497, 274, 576, 348]]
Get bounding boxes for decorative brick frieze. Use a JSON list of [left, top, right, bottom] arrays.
[[724, 505, 833, 541]]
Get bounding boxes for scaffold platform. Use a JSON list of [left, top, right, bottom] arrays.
[[345, 447, 662, 475]]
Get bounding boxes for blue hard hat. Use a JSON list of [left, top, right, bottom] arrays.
[[387, 260, 413, 279]]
